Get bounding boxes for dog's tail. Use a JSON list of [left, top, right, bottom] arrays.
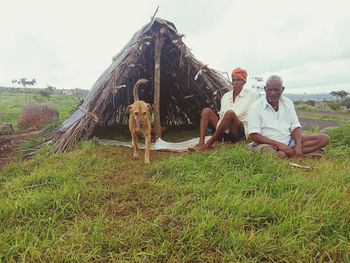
[[133, 79, 149, 101]]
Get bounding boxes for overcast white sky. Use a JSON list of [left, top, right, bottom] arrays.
[[1, 0, 349, 94]]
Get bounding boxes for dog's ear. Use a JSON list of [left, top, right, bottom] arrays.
[[126, 105, 132, 113], [146, 103, 153, 113]]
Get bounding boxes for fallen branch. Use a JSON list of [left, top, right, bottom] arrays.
[[24, 183, 52, 189]]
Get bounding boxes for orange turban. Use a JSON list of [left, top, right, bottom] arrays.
[[231, 67, 247, 82]]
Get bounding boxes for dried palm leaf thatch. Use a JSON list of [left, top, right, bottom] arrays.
[[46, 17, 231, 152]]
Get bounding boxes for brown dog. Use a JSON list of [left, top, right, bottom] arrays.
[[127, 79, 152, 163]]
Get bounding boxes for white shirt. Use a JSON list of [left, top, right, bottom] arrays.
[[217, 88, 257, 137], [247, 96, 301, 145]]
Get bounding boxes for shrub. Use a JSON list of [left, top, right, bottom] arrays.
[[326, 125, 350, 146], [327, 101, 341, 111], [306, 99, 316, 106], [341, 98, 350, 109]]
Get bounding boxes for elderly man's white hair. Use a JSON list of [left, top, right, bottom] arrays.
[[266, 75, 283, 86]]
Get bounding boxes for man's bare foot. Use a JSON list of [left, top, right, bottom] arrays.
[[194, 144, 214, 152], [188, 143, 203, 152], [212, 141, 227, 146]]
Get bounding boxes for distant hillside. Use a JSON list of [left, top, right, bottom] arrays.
[[0, 86, 89, 97], [284, 93, 336, 102], [0, 86, 342, 103]]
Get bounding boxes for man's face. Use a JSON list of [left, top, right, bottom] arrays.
[[264, 80, 284, 103], [231, 77, 245, 90]]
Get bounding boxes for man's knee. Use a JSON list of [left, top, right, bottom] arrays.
[[261, 146, 277, 155], [276, 151, 288, 158], [201, 107, 213, 117], [319, 134, 331, 147], [223, 110, 237, 120]]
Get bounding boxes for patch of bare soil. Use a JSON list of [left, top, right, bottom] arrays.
[[0, 129, 40, 170], [0, 141, 18, 170], [299, 118, 339, 131]]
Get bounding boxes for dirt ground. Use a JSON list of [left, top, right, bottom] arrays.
[[299, 118, 339, 131], [297, 109, 349, 131], [0, 141, 18, 170], [0, 130, 40, 170]]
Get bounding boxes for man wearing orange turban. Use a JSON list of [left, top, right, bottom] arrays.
[[231, 67, 248, 82], [190, 67, 256, 151]]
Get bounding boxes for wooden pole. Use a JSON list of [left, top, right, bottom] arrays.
[[150, 5, 159, 23], [153, 27, 165, 139]]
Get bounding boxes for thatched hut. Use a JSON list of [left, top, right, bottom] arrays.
[[47, 17, 231, 152]]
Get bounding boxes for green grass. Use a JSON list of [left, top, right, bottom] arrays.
[[1, 89, 349, 261], [1, 126, 350, 262], [0, 90, 82, 129]]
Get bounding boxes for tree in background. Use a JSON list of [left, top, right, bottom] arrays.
[[251, 76, 264, 96], [342, 98, 350, 108], [338, 90, 349, 101], [330, 90, 349, 101], [330, 91, 339, 100], [12, 78, 37, 104], [12, 78, 37, 88], [306, 99, 316, 106], [327, 90, 349, 110], [36, 85, 56, 99], [46, 85, 56, 92]]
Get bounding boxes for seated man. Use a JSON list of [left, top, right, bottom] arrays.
[[247, 75, 330, 158], [190, 67, 257, 151]]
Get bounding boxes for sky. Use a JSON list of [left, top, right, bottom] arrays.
[[1, 0, 349, 94]]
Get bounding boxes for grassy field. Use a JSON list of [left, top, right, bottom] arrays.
[[0, 89, 82, 129], [1, 125, 350, 262], [297, 109, 350, 125], [1, 91, 350, 262]]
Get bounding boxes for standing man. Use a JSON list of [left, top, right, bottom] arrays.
[[247, 75, 330, 158], [190, 67, 257, 151]]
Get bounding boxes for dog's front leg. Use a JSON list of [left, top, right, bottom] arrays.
[[144, 133, 151, 163], [131, 133, 139, 158]]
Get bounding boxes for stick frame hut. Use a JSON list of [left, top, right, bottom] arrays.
[[46, 17, 231, 152]]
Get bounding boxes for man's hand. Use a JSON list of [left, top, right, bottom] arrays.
[[276, 143, 295, 157], [293, 144, 303, 157], [249, 133, 297, 158]]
